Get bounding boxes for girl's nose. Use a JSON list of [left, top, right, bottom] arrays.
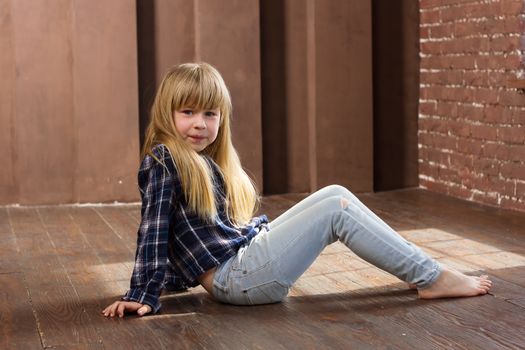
[[194, 113, 206, 129]]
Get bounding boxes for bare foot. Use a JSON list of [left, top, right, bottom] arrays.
[[418, 266, 492, 299]]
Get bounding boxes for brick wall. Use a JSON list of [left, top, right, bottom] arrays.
[[419, 0, 525, 212]]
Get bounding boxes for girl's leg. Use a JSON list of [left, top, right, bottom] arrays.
[[213, 193, 435, 305], [270, 185, 412, 248], [212, 188, 491, 305]]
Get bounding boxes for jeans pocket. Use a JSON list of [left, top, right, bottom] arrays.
[[212, 278, 230, 303], [243, 281, 289, 305]]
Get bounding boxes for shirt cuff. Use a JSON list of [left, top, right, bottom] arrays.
[[122, 288, 162, 314]]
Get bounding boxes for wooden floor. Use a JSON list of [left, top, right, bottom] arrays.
[[1, 188, 525, 349]]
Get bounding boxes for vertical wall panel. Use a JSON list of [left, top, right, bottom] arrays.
[[0, 0, 17, 204], [72, 0, 140, 202], [137, 0, 195, 147], [1, 0, 140, 205], [11, 0, 75, 204], [286, 0, 310, 193], [196, 0, 263, 189], [313, 0, 373, 192], [373, 0, 419, 191]]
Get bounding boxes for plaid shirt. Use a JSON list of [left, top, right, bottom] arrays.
[[122, 144, 268, 312]]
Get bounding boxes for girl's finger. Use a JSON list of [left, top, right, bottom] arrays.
[[102, 301, 117, 316], [117, 302, 126, 318], [137, 305, 151, 316], [109, 302, 120, 317]]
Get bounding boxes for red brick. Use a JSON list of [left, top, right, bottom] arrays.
[[498, 126, 525, 144], [511, 108, 525, 124], [419, 101, 437, 115], [448, 120, 471, 137], [421, 41, 443, 55], [508, 145, 525, 162], [499, 90, 525, 107], [469, 124, 498, 141], [457, 138, 484, 155], [454, 22, 483, 37], [490, 36, 520, 52], [499, 197, 525, 212], [421, 9, 442, 24], [458, 104, 484, 120], [438, 166, 458, 181], [420, 27, 431, 39], [432, 133, 457, 150], [418, 131, 433, 146], [474, 88, 499, 104], [483, 105, 513, 123], [472, 192, 499, 206], [463, 71, 488, 87], [422, 179, 451, 194], [461, 171, 486, 190], [427, 147, 450, 164], [448, 55, 477, 70], [448, 184, 473, 198], [475, 54, 521, 70], [430, 23, 454, 38], [487, 72, 508, 86], [500, 162, 525, 178], [516, 181, 525, 196], [500, 0, 524, 15], [486, 175, 515, 196], [436, 102, 458, 117], [473, 158, 500, 176], [502, 17, 523, 33], [449, 152, 474, 168], [420, 161, 440, 178], [482, 142, 511, 159], [419, 118, 442, 133]]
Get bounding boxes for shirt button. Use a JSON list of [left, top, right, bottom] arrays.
[[243, 270, 247, 274]]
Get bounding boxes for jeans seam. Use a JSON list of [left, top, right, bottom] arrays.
[[339, 207, 439, 285]]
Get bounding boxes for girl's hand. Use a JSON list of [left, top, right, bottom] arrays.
[[102, 300, 152, 318]]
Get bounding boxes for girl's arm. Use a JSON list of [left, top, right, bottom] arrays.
[[103, 145, 176, 317]]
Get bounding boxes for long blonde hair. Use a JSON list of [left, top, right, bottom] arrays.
[[142, 62, 259, 226]]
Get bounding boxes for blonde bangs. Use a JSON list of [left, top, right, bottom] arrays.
[[171, 66, 230, 118]]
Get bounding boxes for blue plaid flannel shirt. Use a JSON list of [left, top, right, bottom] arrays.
[[122, 144, 268, 313]]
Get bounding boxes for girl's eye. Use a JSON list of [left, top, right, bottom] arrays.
[[181, 110, 193, 115], [205, 111, 218, 117]]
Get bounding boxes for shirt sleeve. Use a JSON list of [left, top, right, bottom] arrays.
[[122, 147, 176, 313]]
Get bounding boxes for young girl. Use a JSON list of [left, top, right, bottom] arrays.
[[103, 63, 492, 318]]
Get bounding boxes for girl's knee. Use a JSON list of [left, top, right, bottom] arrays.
[[322, 184, 352, 197]]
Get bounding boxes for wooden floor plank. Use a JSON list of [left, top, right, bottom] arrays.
[[0, 273, 43, 350]]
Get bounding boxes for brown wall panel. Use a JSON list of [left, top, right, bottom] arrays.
[[285, 0, 310, 193], [0, 0, 17, 204], [313, 0, 374, 192], [72, 0, 140, 202], [155, 0, 196, 78], [196, 0, 263, 190], [11, 0, 75, 204], [1, 0, 140, 205], [372, 0, 419, 191], [137, 0, 196, 147]]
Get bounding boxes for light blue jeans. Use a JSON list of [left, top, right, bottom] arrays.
[[212, 185, 441, 305]]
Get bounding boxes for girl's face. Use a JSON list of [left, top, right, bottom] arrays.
[[174, 107, 221, 152]]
